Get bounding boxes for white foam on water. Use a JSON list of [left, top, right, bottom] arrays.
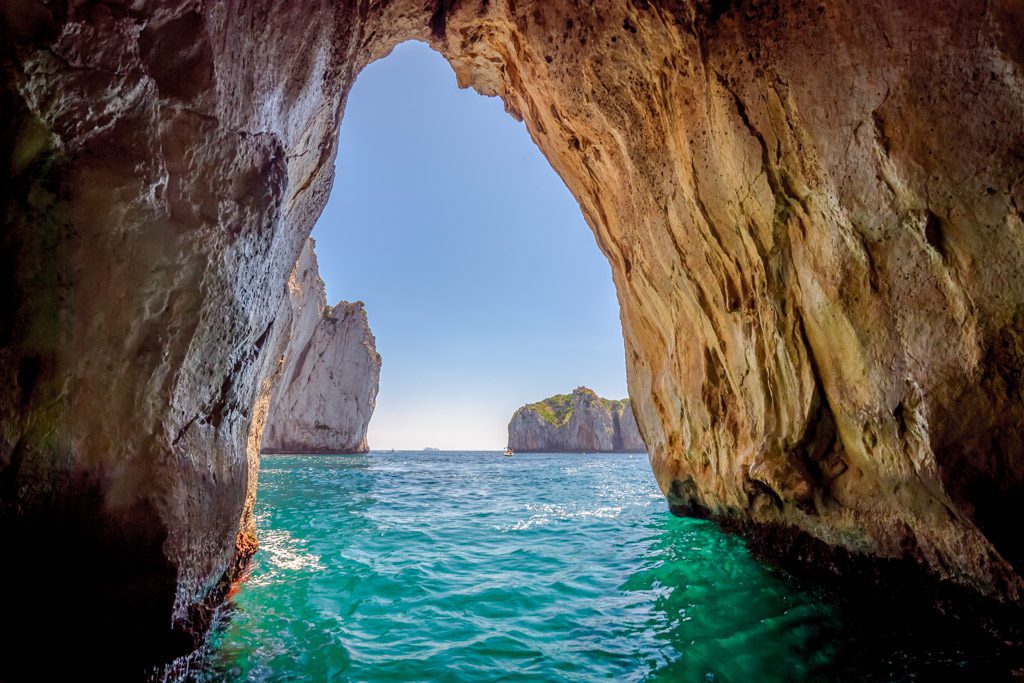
[[250, 512, 325, 586], [497, 504, 625, 532]]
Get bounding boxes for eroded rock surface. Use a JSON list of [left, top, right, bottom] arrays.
[[262, 240, 380, 454], [1, 0, 1023, 674], [431, 0, 1024, 605], [508, 386, 645, 452]]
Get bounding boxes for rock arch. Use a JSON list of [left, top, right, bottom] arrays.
[[1, 0, 1023, 674]]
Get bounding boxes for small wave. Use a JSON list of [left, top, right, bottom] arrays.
[[498, 505, 624, 532]]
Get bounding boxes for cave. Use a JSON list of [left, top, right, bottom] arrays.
[[1, 0, 1023, 677]]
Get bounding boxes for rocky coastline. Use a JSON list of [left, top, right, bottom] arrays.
[[507, 387, 646, 453]]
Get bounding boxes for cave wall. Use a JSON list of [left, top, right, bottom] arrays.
[[0, 0, 364, 674], [1, 0, 1022, 673], [433, 0, 1024, 602]]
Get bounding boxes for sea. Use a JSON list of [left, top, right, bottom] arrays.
[[193, 451, 1019, 681]]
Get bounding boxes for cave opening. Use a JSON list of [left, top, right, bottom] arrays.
[[292, 40, 631, 451]]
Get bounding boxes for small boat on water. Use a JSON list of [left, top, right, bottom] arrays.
[[503, 447, 514, 457]]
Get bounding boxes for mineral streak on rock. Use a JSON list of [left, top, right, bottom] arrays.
[[508, 386, 646, 453], [1, 0, 1023, 674], [261, 239, 380, 455]]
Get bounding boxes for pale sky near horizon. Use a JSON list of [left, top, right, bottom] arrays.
[[311, 41, 628, 450]]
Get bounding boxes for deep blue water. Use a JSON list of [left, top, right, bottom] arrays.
[[194, 451, 1018, 681]]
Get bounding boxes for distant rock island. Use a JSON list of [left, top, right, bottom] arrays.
[[262, 239, 381, 454], [507, 387, 646, 453]]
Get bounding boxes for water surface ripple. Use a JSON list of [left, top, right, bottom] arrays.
[[196, 452, 1014, 681]]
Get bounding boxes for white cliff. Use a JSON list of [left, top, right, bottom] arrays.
[[262, 240, 381, 454]]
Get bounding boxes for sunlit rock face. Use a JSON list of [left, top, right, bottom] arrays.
[[431, 0, 1024, 604], [1, 0, 1023, 674], [508, 387, 646, 452], [262, 239, 380, 454]]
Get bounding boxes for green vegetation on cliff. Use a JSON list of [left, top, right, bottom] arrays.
[[527, 392, 574, 426], [524, 386, 630, 427]]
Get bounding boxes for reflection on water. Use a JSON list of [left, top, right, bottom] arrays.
[[622, 516, 840, 682], [193, 452, 1020, 682]]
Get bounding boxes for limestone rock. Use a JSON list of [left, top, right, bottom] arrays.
[[2, 0, 1024, 674], [617, 406, 645, 453], [432, 0, 1024, 605], [262, 241, 380, 454], [508, 387, 646, 453]]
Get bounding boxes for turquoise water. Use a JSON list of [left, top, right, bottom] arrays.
[[196, 452, 1016, 681]]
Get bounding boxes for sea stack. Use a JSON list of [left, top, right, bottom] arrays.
[[262, 240, 381, 454], [507, 387, 646, 453]]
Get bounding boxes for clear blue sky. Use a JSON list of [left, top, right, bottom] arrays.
[[311, 41, 627, 450]]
